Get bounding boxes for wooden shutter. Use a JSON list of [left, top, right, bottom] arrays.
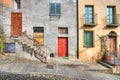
[[84, 31, 93, 47], [33, 27, 44, 46], [56, 3, 61, 15], [50, 3, 55, 15], [84, 32, 87, 47]]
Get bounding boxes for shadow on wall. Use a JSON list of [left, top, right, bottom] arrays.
[[79, 37, 104, 63]]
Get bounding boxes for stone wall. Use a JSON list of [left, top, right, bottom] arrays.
[[3, 0, 77, 58]]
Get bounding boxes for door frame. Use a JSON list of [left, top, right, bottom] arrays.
[[108, 31, 117, 56], [58, 37, 68, 57], [11, 12, 22, 37]]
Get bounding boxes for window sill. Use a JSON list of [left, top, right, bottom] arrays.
[[49, 14, 61, 16], [84, 46, 94, 48], [106, 24, 119, 27], [84, 23, 97, 26]]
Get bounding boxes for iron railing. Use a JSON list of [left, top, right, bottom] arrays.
[[83, 14, 98, 26], [106, 14, 120, 26]]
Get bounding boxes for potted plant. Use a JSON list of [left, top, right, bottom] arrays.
[[103, 50, 112, 60]]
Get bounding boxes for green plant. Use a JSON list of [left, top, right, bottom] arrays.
[[0, 34, 5, 53], [104, 51, 111, 56]]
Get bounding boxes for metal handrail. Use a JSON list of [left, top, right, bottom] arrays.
[[106, 14, 120, 25], [83, 13, 98, 25], [22, 31, 53, 55]]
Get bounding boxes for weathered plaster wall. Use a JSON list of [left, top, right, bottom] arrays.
[[78, 0, 120, 63], [4, 0, 77, 58], [2, 0, 11, 37]]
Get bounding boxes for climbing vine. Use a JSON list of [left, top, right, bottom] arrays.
[[97, 35, 109, 56]]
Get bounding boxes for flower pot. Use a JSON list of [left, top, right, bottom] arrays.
[[104, 56, 112, 61]]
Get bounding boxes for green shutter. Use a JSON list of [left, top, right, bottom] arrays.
[[84, 31, 93, 47], [84, 32, 87, 46]]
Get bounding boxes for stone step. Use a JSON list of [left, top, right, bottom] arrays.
[[85, 63, 112, 74], [98, 61, 113, 69], [97, 61, 120, 74], [11, 37, 47, 63]]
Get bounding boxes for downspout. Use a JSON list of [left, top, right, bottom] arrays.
[[76, 0, 79, 59]]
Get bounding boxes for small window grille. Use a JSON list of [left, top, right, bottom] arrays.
[[58, 27, 68, 34], [33, 27, 44, 33]]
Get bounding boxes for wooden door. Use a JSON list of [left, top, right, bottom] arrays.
[[58, 37, 68, 57], [11, 13, 22, 37], [109, 36, 116, 55]]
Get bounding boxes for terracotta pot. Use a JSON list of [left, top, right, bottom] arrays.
[[104, 56, 112, 60]]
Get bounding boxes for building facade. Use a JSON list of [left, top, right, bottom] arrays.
[[3, 0, 77, 58], [78, 0, 120, 63]]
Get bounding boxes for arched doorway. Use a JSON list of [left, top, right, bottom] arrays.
[[108, 31, 117, 56]]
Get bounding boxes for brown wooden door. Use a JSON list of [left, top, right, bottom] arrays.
[[109, 36, 116, 55], [11, 13, 22, 37], [58, 37, 68, 57]]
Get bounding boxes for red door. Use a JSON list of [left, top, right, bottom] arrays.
[[109, 36, 116, 55], [58, 37, 68, 57], [11, 13, 22, 37]]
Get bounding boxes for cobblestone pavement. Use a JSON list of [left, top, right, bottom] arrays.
[[0, 54, 120, 80]]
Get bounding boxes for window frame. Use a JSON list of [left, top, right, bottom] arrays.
[[85, 5, 94, 24], [84, 31, 94, 48], [107, 6, 116, 24], [58, 27, 68, 34], [14, 0, 21, 9], [49, 2, 61, 16], [33, 27, 44, 33], [33, 27, 44, 46]]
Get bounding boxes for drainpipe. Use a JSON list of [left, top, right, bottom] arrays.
[[76, 0, 79, 59]]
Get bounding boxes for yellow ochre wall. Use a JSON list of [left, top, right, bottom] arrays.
[[78, 0, 120, 63]]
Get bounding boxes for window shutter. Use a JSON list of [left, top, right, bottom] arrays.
[[50, 3, 55, 15], [88, 32, 91, 46], [84, 31, 93, 47], [84, 32, 87, 47], [56, 3, 61, 15]]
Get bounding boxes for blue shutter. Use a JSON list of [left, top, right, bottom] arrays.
[[3, 43, 9, 53], [3, 43, 15, 53], [56, 3, 61, 15], [9, 43, 15, 53], [50, 3, 55, 15]]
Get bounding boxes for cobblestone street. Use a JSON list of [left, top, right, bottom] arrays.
[[0, 54, 120, 80]]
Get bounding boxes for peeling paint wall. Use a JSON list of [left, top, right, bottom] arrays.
[[4, 0, 77, 58]]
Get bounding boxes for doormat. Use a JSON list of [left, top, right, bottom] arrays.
[[46, 64, 54, 69]]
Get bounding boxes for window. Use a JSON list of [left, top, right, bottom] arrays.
[[50, 3, 61, 15], [33, 27, 44, 46], [58, 27, 68, 34], [84, 31, 93, 47], [107, 6, 115, 24], [33, 27, 44, 33], [14, 0, 21, 9], [85, 6, 94, 24]]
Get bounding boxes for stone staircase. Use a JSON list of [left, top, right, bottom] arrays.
[[11, 32, 50, 63], [85, 63, 112, 74], [99, 60, 120, 74]]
